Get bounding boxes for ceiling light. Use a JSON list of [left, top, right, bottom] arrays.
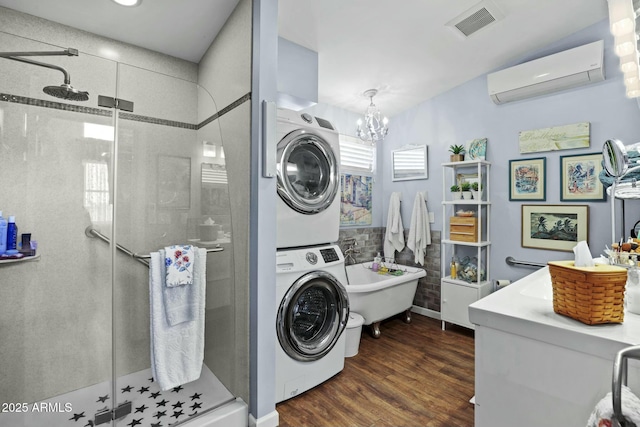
[[356, 89, 389, 142], [111, 0, 142, 6], [608, 0, 636, 36]]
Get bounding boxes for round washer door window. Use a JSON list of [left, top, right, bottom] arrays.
[[277, 271, 349, 362], [277, 129, 339, 214]]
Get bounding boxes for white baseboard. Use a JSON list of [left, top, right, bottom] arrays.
[[411, 305, 440, 320], [249, 409, 279, 427]]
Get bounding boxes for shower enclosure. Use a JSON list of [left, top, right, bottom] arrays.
[[0, 29, 247, 427]]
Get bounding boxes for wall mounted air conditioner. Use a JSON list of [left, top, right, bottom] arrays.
[[487, 40, 604, 104]]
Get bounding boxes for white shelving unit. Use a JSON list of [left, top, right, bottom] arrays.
[[441, 159, 492, 330]]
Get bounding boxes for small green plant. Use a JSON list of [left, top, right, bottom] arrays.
[[471, 182, 479, 191], [449, 144, 465, 155], [461, 182, 471, 191], [450, 184, 460, 192]]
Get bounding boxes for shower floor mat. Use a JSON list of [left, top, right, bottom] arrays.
[[0, 364, 234, 427]]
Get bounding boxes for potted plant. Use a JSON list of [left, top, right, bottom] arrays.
[[471, 182, 481, 200], [461, 182, 472, 199], [450, 184, 462, 200], [449, 144, 465, 162]]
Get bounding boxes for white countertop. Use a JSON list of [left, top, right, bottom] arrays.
[[469, 262, 640, 359]]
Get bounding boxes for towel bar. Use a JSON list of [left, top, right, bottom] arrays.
[[85, 226, 223, 268]]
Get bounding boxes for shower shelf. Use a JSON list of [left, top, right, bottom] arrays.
[[0, 254, 40, 265]]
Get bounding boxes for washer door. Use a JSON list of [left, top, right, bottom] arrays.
[[277, 129, 339, 214], [277, 271, 349, 362]]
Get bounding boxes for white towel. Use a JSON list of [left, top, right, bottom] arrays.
[[587, 385, 640, 427], [384, 192, 405, 261], [150, 247, 206, 391], [164, 245, 194, 287], [407, 192, 432, 266]]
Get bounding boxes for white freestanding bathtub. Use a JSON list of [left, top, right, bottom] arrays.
[[345, 262, 426, 338]]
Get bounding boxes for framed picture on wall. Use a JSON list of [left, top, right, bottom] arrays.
[[509, 157, 546, 201], [521, 204, 589, 252], [559, 152, 606, 201]]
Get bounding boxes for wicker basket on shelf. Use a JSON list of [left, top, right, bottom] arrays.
[[548, 261, 628, 325]]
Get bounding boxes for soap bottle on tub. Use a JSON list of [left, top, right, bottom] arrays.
[[372, 252, 382, 272]]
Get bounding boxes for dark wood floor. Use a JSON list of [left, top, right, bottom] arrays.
[[277, 314, 475, 427]]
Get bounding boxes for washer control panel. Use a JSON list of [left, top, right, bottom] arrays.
[[320, 248, 339, 263], [305, 252, 318, 265]]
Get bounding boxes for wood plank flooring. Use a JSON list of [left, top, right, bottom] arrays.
[[276, 314, 475, 427]]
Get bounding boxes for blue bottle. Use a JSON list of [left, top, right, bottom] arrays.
[[0, 212, 6, 255], [6, 216, 18, 255]]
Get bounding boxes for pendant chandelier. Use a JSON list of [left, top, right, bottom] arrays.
[[356, 89, 389, 142]]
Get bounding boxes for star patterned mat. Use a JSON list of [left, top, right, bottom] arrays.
[[0, 365, 234, 427]]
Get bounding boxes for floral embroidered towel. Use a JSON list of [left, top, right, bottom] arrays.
[[164, 245, 194, 287]]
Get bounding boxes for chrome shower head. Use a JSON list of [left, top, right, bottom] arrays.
[[0, 48, 89, 102], [43, 83, 89, 102]]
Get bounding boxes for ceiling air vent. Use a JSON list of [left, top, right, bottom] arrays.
[[446, 0, 504, 38]]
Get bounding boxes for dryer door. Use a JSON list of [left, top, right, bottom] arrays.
[[277, 129, 339, 214], [277, 271, 349, 362]]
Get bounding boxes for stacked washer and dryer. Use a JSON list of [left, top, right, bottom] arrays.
[[274, 108, 350, 403]]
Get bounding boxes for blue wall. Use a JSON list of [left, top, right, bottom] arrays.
[[381, 19, 640, 283]]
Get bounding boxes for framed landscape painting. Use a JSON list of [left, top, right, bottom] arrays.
[[509, 157, 546, 201], [521, 204, 589, 252], [560, 152, 606, 201]]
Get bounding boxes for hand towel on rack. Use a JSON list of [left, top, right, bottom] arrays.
[[587, 385, 640, 427], [384, 192, 405, 261], [164, 245, 194, 287], [149, 247, 206, 391], [407, 192, 431, 266]]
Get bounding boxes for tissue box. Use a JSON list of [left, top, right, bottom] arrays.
[[548, 261, 627, 325]]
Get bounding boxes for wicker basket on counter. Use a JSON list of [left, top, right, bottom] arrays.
[[548, 261, 628, 325]]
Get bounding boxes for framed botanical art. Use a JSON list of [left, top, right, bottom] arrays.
[[521, 204, 589, 252], [509, 157, 546, 201], [560, 152, 606, 201]]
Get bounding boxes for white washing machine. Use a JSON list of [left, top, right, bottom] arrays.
[[276, 108, 341, 249], [275, 244, 349, 403]]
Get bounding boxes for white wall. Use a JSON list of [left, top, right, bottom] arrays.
[[381, 19, 640, 284]]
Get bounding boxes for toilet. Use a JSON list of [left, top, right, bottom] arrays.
[[344, 312, 364, 357]]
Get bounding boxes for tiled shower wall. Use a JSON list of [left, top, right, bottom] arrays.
[[338, 228, 442, 313]]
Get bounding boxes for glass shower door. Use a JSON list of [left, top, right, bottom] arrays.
[[111, 63, 238, 426], [0, 33, 118, 426]]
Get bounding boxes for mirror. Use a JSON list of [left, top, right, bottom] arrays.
[[392, 145, 428, 181], [603, 139, 640, 177]]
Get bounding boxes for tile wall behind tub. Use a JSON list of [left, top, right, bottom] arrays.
[[337, 228, 441, 313]]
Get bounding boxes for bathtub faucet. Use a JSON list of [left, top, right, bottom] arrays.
[[342, 238, 359, 265]]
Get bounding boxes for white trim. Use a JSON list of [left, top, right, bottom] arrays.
[[411, 305, 440, 320], [249, 409, 279, 427]]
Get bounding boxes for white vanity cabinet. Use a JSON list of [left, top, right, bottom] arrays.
[[440, 159, 492, 330]]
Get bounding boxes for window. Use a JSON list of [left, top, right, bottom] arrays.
[[83, 161, 112, 223], [339, 134, 376, 174]]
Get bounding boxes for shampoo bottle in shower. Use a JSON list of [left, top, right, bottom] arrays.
[[0, 212, 6, 255], [6, 216, 18, 255]]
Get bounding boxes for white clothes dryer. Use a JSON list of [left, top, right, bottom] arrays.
[[276, 108, 341, 249], [275, 244, 349, 403]]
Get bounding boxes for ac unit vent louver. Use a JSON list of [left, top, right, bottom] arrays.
[[455, 7, 496, 37]]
